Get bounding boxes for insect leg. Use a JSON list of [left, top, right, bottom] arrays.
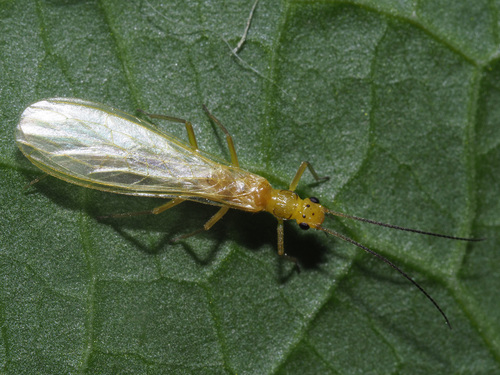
[[202, 105, 240, 167], [98, 197, 185, 219], [173, 206, 230, 241], [136, 109, 199, 150], [151, 197, 186, 214], [277, 219, 285, 255], [277, 219, 300, 270], [289, 161, 329, 191], [23, 174, 48, 190]]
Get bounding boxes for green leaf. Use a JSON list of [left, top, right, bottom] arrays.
[[1, 0, 498, 373]]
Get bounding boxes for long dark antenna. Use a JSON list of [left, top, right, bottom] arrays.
[[317, 226, 452, 328], [326, 209, 484, 242]]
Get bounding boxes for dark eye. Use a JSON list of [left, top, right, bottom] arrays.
[[310, 197, 319, 203], [299, 223, 310, 230]]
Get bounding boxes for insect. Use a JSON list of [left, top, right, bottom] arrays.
[[16, 98, 481, 327]]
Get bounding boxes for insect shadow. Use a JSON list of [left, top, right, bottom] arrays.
[[15, 164, 323, 269], [18, 158, 330, 275], [92, 193, 329, 273], [346, 258, 456, 357]]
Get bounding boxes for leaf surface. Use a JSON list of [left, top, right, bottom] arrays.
[[0, 1, 498, 374]]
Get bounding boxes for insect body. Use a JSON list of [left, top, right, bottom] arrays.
[[16, 98, 480, 327]]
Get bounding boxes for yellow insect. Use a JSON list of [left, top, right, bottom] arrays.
[[16, 98, 481, 327]]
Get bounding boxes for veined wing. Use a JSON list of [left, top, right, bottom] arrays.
[[16, 98, 268, 210]]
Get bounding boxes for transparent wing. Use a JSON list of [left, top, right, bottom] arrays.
[[16, 98, 268, 210]]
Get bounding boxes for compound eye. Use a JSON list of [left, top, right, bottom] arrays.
[[309, 197, 320, 203], [299, 222, 310, 230]]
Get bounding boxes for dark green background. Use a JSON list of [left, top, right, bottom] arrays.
[[0, 0, 498, 373]]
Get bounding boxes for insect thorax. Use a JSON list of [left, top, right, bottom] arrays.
[[265, 190, 325, 226]]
